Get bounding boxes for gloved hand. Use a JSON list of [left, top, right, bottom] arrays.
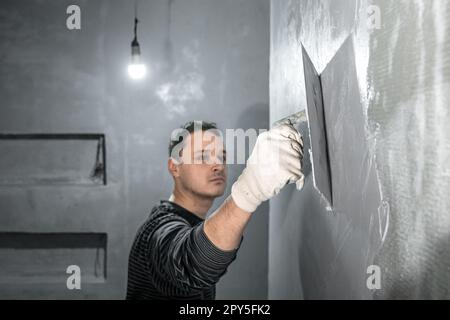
[[231, 124, 305, 213]]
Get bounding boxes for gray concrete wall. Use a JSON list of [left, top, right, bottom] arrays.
[[270, 0, 450, 299], [0, 0, 269, 299]]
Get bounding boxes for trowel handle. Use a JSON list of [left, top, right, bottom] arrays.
[[272, 110, 307, 128]]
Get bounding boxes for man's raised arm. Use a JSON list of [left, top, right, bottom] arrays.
[[204, 124, 305, 251]]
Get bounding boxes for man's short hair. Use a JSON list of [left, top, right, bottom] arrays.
[[168, 120, 218, 157]]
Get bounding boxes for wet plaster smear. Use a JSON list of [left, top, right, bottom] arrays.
[[270, 0, 450, 299]]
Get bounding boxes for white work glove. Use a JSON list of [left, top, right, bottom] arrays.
[[231, 124, 305, 213]]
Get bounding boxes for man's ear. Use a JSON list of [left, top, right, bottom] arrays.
[[168, 158, 181, 178]]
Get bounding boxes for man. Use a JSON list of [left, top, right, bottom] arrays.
[[126, 120, 304, 300]]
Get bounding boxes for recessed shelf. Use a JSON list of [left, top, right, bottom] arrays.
[[0, 232, 107, 284], [0, 133, 107, 186]]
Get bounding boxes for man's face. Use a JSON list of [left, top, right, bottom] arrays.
[[174, 130, 227, 199]]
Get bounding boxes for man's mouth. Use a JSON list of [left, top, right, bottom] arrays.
[[210, 177, 226, 183]]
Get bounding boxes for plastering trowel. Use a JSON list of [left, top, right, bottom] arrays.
[[272, 44, 333, 207]]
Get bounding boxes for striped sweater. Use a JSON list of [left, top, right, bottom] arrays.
[[126, 200, 242, 300]]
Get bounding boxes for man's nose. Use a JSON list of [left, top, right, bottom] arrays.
[[212, 162, 225, 172]]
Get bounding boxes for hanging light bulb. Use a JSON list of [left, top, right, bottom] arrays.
[[128, 12, 147, 80]]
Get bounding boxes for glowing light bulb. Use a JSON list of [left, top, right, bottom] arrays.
[[128, 63, 147, 80], [128, 18, 147, 80]]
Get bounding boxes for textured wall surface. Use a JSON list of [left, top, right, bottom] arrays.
[[270, 0, 450, 299], [0, 0, 270, 299]]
